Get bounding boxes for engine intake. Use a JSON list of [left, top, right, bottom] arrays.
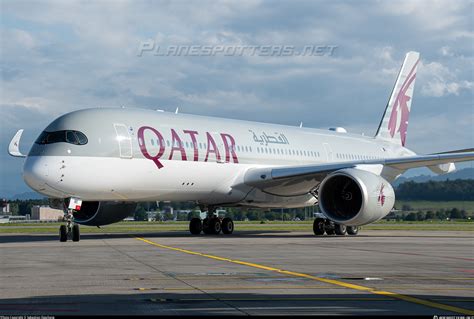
[[318, 168, 394, 226]]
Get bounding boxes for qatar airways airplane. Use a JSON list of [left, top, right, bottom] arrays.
[[8, 51, 474, 242]]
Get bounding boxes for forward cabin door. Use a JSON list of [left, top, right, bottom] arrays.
[[114, 123, 133, 159]]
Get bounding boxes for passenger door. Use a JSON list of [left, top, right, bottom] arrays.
[[114, 123, 132, 158]]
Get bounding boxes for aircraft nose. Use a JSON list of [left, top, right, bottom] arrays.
[[23, 156, 50, 192]]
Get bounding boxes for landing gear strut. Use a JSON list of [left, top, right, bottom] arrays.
[[188, 206, 234, 235], [312, 218, 358, 236], [59, 209, 80, 242]]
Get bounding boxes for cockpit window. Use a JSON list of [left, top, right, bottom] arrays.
[[47, 131, 66, 144], [35, 130, 88, 145], [66, 131, 78, 144], [75, 131, 88, 145]]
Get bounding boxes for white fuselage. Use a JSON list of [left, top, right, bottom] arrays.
[[23, 108, 415, 208]]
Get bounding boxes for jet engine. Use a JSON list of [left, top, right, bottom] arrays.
[[318, 168, 394, 226], [72, 201, 137, 226]]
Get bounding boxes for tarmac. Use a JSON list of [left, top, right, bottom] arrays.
[[0, 229, 473, 316]]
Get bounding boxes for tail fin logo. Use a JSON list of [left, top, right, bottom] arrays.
[[387, 59, 419, 146]]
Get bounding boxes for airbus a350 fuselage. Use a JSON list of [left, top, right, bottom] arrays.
[[23, 108, 414, 208]]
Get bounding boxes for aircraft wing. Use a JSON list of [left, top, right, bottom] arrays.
[[243, 150, 474, 196]]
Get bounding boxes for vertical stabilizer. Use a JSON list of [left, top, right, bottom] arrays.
[[375, 51, 420, 146]]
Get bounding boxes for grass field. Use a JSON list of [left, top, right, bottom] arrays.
[[1, 220, 472, 233]]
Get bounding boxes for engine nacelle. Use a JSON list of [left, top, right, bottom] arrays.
[[318, 168, 395, 226], [73, 201, 137, 226]]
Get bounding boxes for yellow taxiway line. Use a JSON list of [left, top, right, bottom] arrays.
[[134, 236, 474, 315]]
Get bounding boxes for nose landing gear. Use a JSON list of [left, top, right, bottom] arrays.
[[59, 209, 80, 242]]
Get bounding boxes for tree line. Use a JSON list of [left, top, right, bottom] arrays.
[[386, 208, 469, 221], [396, 179, 474, 201]]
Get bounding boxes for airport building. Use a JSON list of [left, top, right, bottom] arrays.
[[1, 199, 9, 214], [31, 206, 64, 221]]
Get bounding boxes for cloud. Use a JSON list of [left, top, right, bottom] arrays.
[[408, 112, 474, 153], [421, 79, 473, 97], [0, 0, 472, 196], [379, 0, 471, 34], [4, 28, 36, 49], [439, 46, 455, 57], [419, 61, 474, 97]]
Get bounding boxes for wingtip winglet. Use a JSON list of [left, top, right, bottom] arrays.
[[8, 129, 26, 158]]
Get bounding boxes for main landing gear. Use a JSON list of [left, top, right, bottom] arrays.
[[189, 207, 234, 235], [59, 209, 80, 242], [313, 218, 358, 236]]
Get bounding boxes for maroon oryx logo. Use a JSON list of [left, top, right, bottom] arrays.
[[378, 184, 386, 206], [387, 59, 419, 146]]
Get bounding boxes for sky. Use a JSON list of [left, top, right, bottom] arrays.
[[1, 0, 473, 197]]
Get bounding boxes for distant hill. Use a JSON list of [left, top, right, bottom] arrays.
[[8, 191, 46, 200], [393, 168, 474, 188]]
